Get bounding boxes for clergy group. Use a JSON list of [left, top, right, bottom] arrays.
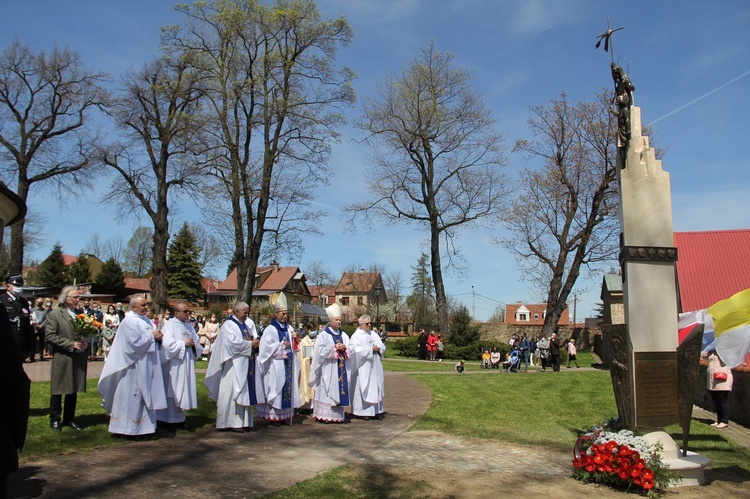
[[97, 292, 386, 437]]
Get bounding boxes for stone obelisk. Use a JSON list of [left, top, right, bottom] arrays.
[[598, 26, 710, 485], [617, 101, 680, 430]]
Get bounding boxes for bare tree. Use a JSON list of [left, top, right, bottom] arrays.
[[305, 259, 334, 287], [497, 92, 620, 339], [349, 42, 510, 337], [163, 0, 355, 303], [383, 269, 404, 306], [123, 226, 153, 277], [103, 236, 126, 264], [0, 40, 108, 273], [99, 56, 204, 310], [83, 234, 106, 259], [189, 222, 223, 278], [83, 234, 125, 263]]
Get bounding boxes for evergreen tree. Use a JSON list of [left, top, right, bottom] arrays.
[[448, 304, 481, 347], [37, 243, 68, 287], [68, 251, 92, 284], [95, 258, 125, 295], [167, 222, 203, 301], [406, 253, 436, 328]]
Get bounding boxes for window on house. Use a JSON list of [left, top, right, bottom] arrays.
[[357, 296, 364, 306], [518, 313, 527, 321], [340, 297, 350, 306], [534, 314, 539, 320]]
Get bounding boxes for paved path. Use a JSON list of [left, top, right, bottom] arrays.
[[11, 360, 749, 498]]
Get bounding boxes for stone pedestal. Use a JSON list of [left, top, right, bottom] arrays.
[[643, 431, 709, 486], [617, 106, 680, 431]]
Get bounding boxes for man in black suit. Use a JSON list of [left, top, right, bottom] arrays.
[[0, 275, 33, 363]]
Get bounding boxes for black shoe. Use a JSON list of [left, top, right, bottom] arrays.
[[221, 427, 246, 433], [51, 421, 62, 431], [63, 421, 83, 431], [375, 413, 385, 420]]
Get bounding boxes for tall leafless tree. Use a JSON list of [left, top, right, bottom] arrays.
[[99, 56, 204, 310], [123, 226, 153, 278], [0, 40, 108, 273], [349, 42, 510, 337], [498, 92, 620, 338], [163, 0, 355, 302]]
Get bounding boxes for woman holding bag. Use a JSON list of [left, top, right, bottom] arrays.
[[706, 350, 733, 428]]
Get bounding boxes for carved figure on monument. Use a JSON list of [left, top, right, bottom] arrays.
[[611, 62, 635, 148], [595, 20, 635, 165]]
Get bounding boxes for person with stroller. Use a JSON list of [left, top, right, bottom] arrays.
[[501, 352, 512, 370], [505, 349, 521, 372]]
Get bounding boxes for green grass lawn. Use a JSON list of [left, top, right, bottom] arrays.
[[382, 351, 599, 373], [21, 374, 215, 461], [412, 370, 617, 448], [20, 359, 750, 490]]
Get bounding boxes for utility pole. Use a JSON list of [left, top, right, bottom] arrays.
[[472, 285, 475, 321], [572, 294, 577, 326]]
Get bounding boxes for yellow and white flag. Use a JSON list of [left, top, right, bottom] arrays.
[[707, 288, 750, 369]]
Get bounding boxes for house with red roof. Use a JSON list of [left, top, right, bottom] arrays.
[[211, 261, 314, 310], [504, 302, 570, 327], [308, 284, 335, 307], [334, 270, 386, 322]]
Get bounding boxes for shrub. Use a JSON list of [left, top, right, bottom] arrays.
[[393, 336, 420, 357]]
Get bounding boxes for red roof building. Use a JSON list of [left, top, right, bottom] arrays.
[[674, 229, 750, 312], [213, 262, 312, 306], [504, 302, 570, 326]]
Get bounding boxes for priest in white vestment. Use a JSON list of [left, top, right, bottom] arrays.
[[98, 294, 167, 436], [256, 293, 300, 422], [309, 303, 350, 423], [204, 302, 260, 432], [297, 326, 316, 411], [349, 315, 386, 419], [156, 302, 203, 427]]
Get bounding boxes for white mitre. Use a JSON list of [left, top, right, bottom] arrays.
[[274, 292, 288, 312], [326, 303, 342, 320]]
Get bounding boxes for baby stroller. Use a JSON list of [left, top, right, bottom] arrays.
[[490, 350, 502, 369], [504, 350, 521, 373]]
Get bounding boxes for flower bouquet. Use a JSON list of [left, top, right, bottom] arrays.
[[73, 313, 103, 342], [573, 426, 678, 497]]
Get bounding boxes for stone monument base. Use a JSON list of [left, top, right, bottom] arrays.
[[643, 431, 710, 487]]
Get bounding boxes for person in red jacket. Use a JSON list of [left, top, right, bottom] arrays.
[[427, 330, 438, 361]]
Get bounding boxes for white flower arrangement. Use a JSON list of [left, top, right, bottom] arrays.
[[592, 429, 654, 462]]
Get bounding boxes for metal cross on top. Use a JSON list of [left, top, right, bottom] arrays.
[[595, 18, 624, 63]]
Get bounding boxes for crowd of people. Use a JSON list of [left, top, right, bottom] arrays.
[[31, 290, 388, 437], [505, 332, 569, 372]]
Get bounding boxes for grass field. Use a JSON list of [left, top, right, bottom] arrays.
[[20, 375, 216, 460], [20, 355, 750, 482]]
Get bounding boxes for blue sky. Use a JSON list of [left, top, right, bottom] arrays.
[[2, 1, 749, 320]]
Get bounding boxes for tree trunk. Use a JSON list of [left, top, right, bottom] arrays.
[[9, 178, 30, 275], [430, 224, 449, 337], [150, 214, 170, 313]]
